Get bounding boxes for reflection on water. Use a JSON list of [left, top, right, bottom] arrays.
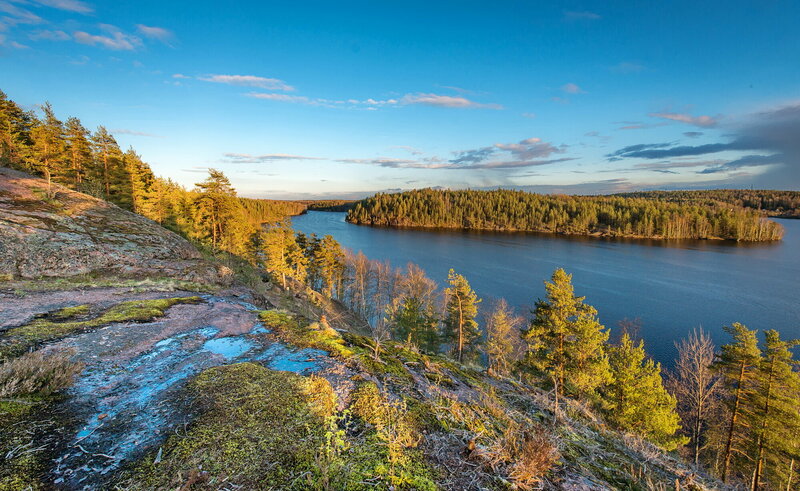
[[293, 212, 800, 365]]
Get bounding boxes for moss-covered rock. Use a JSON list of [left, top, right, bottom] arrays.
[[0, 296, 201, 359], [122, 362, 335, 489]]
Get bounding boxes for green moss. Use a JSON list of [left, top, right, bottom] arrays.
[[0, 297, 202, 359], [122, 362, 334, 489], [4, 276, 217, 294], [345, 383, 438, 490], [0, 399, 46, 490], [259, 310, 354, 359]]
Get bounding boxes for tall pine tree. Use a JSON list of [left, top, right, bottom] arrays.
[[522, 268, 611, 417], [443, 269, 482, 363]]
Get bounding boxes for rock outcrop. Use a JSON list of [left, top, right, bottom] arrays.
[[0, 167, 220, 283]]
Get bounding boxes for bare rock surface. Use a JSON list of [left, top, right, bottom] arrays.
[[0, 167, 220, 283], [3, 286, 341, 489]]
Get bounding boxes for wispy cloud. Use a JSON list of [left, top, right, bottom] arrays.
[[73, 25, 142, 51], [28, 29, 70, 41], [649, 111, 719, 127], [200, 74, 294, 91], [244, 90, 500, 110], [0, 1, 43, 26], [610, 62, 645, 74], [135, 24, 174, 45], [683, 131, 703, 138], [616, 121, 669, 130], [223, 152, 324, 163], [33, 0, 92, 13], [561, 83, 585, 94], [111, 129, 162, 137], [400, 93, 502, 109], [564, 10, 601, 20]]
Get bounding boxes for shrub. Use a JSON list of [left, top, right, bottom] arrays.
[[0, 349, 84, 398]]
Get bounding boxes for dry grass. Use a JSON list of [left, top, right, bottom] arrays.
[[0, 349, 84, 398]]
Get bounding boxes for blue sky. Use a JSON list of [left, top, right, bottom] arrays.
[[1, 0, 798, 198]]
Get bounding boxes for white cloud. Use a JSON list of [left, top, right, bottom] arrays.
[[200, 74, 294, 91], [28, 29, 70, 41], [135, 24, 174, 44], [649, 111, 719, 127], [223, 153, 323, 163], [400, 93, 502, 109], [33, 0, 92, 13], [73, 25, 142, 51]]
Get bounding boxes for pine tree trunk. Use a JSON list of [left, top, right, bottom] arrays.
[[457, 296, 464, 363], [722, 361, 747, 482], [752, 356, 776, 491]]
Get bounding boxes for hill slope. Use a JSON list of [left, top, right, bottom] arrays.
[[0, 167, 221, 283]]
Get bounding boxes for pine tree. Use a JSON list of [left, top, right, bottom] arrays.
[[29, 102, 66, 194], [485, 298, 523, 377], [388, 296, 439, 352], [522, 269, 611, 416], [388, 263, 439, 352], [315, 235, 345, 297], [714, 322, 762, 483], [64, 117, 92, 186], [606, 333, 685, 449], [91, 126, 120, 198], [750, 330, 800, 490], [0, 90, 35, 170], [443, 269, 482, 363], [259, 220, 296, 289], [192, 169, 241, 250]]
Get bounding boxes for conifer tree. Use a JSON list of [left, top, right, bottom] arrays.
[[192, 169, 241, 250], [388, 263, 439, 352], [259, 220, 296, 289], [750, 330, 800, 490], [0, 90, 35, 170], [315, 235, 345, 297], [91, 126, 121, 198], [389, 296, 439, 352], [485, 298, 523, 377], [522, 268, 611, 415], [30, 102, 66, 194], [714, 322, 762, 483], [64, 117, 91, 186], [443, 269, 482, 363], [606, 333, 685, 449]]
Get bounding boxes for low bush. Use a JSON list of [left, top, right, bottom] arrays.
[[0, 349, 83, 398]]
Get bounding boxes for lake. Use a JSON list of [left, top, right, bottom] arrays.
[[293, 211, 800, 365]]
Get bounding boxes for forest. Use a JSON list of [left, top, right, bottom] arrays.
[[347, 188, 785, 241], [616, 190, 800, 218], [2, 89, 799, 489]]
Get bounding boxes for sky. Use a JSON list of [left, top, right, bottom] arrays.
[[1, 0, 798, 199]]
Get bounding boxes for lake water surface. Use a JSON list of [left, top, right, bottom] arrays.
[[293, 211, 800, 364]]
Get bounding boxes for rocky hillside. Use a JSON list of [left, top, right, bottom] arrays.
[[0, 167, 221, 283], [0, 170, 723, 490]]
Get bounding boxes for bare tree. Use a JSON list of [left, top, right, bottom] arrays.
[[667, 328, 720, 465]]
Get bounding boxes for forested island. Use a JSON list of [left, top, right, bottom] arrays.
[[347, 188, 785, 241]]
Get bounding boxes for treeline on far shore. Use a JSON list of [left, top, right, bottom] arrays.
[[614, 189, 800, 218], [346, 188, 785, 242]]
